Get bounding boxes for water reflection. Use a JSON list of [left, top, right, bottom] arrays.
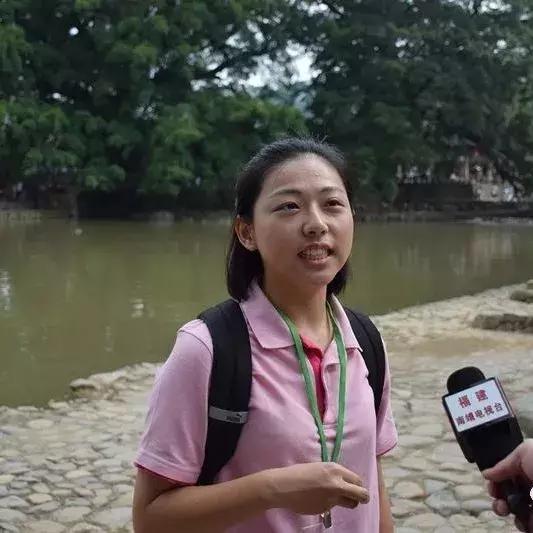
[[1, 219, 532, 406], [0, 269, 11, 312], [131, 298, 146, 319]]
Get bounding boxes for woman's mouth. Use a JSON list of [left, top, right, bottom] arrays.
[[297, 245, 332, 262]]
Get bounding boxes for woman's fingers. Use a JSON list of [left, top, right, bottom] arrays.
[[333, 463, 362, 487], [321, 464, 369, 511], [337, 496, 359, 509], [338, 480, 370, 504]]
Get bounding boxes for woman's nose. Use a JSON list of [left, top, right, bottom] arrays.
[[302, 208, 328, 237]]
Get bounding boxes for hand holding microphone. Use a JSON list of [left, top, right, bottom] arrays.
[[484, 440, 533, 532], [442, 366, 533, 531]]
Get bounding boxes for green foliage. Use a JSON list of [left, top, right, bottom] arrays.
[[1, 0, 532, 208], [0, 98, 126, 190], [302, 0, 533, 198], [144, 92, 306, 197], [0, 0, 305, 205]]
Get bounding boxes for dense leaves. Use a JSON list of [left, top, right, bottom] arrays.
[[1, 0, 532, 209], [303, 0, 533, 199], [0, 0, 306, 207]]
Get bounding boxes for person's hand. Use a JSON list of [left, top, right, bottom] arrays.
[[265, 462, 369, 516], [483, 440, 533, 532]]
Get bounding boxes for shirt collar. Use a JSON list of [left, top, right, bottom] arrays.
[[239, 280, 361, 352]]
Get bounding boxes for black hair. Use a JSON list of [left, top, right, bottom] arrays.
[[226, 137, 353, 301]]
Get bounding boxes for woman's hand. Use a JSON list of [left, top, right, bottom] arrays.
[[265, 462, 370, 516]]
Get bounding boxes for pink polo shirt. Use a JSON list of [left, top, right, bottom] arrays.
[[135, 282, 398, 532]]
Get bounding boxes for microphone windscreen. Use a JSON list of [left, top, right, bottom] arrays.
[[446, 366, 485, 394]]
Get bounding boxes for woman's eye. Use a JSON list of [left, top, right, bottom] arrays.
[[326, 199, 344, 208], [277, 202, 299, 212]]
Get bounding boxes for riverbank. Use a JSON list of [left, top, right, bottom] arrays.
[[2, 202, 533, 225], [0, 210, 42, 224], [132, 203, 533, 224], [1, 283, 532, 532]]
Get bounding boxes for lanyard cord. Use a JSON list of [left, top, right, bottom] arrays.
[[277, 303, 347, 463]]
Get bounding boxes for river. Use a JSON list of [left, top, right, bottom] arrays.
[[1, 218, 532, 406]]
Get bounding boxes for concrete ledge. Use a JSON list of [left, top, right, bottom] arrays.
[[510, 289, 533, 303], [0, 209, 42, 223], [472, 313, 533, 333]]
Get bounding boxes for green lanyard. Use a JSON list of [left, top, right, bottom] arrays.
[[277, 303, 347, 463]]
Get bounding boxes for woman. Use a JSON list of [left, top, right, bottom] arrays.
[[133, 137, 397, 532]]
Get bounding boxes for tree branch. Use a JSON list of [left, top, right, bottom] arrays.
[[195, 44, 272, 80], [321, 1, 343, 17]]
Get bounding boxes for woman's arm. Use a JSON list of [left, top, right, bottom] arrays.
[[377, 458, 394, 533], [133, 467, 273, 533], [133, 462, 370, 533]]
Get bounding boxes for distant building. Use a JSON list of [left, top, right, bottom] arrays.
[[397, 150, 520, 204], [450, 153, 518, 202]]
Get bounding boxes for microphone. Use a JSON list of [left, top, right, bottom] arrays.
[[442, 366, 532, 528]]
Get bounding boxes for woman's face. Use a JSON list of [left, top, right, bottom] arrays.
[[237, 154, 354, 294]]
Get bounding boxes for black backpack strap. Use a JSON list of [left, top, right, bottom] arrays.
[[343, 307, 386, 414], [196, 299, 252, 485]]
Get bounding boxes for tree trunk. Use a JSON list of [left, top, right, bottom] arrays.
[[66, 185, 80, 219]]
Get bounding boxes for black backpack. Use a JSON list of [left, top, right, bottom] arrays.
[[196, 299, 386, 485]]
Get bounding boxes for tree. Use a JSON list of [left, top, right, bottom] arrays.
[[145, 90, 306, 201], [4, 0, 532, 210], [0, 0, 306, 214], [300, 0, 533, 199]]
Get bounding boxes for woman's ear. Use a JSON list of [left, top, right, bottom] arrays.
[[234, 216, 257, 251]]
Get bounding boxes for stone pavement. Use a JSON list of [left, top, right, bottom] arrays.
[[1, 283, 532, 532]]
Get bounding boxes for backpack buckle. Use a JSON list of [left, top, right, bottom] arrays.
[[208, 406, 248, 424]]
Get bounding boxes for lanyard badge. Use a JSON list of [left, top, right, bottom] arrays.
[[277, 303, 348, 529]]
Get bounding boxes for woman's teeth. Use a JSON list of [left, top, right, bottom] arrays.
[[299, 249, 329, 260]]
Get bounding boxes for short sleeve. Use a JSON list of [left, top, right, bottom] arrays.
[[375, 338, 398, 456], [134, 319, 213, 484]]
